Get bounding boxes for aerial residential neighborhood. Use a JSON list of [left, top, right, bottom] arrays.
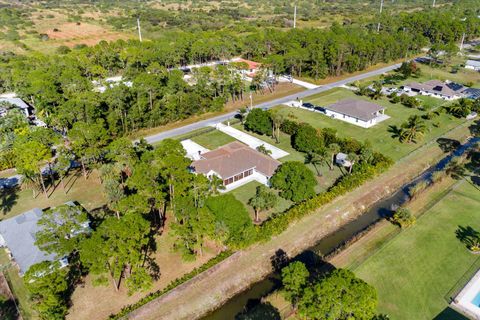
[[0, 1, 479, 320]]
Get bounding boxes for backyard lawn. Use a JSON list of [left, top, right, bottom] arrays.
[[230, 123, 345, 193], [272, 87, 465, 161], [0, 170, 106, 220], [229, 181, 293, 221], [353, 181, 480, 320]]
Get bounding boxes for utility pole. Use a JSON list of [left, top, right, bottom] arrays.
[[137, 17, 142, 42], [460, 33, 466, 51], [137, 0, 142, 42], [293, 3, 297, 29], [377, 0, 384, 32]]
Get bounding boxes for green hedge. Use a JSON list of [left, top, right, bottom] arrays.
[[252, 155, 393, 243], [108, 250, 233, 319]]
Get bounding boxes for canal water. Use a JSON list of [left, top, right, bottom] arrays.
[[204, 137, 479, 320]]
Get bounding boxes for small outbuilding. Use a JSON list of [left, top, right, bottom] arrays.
[[335, 153, 352, 167]]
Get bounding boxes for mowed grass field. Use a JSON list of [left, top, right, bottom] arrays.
[[273, 87, 465, 161], [353, 181, 480, 320]]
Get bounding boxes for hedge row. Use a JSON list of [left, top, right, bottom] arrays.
[[108, 250, 233, 319], [252, 154, 393, 243]]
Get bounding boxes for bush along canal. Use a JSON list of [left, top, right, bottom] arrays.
[[203, 137, 480, 320]]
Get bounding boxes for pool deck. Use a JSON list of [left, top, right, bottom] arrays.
[[452, 268, 480, 320]]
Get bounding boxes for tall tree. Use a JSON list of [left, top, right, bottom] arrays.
[[270, 161, 317, 202], [248, 185, 278, 222]]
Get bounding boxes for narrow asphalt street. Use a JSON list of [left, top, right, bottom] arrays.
[[143, 62, 402, 144]]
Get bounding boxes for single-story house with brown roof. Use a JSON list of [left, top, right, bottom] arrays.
[[191, 141, 281, 191], [323, 99, 389, 128], [403, 80, 463, 100]]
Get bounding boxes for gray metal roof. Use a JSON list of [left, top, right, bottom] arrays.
[[0, 208, 56, 275], [466, 60, 480, 68], [326, 99, 385, 122], [0, 98, 30, 111]]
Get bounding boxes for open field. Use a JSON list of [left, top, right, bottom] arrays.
[[352, 180, 480, 320], [272, 87, 464, 161], [0, 170, 106, 220]]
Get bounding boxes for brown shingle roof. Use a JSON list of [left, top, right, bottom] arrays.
[[191, 141, 281, 179], [326, 99, 385, 122]]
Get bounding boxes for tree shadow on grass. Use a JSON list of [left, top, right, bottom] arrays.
[[433, 307, 469, 320], [455, 226, 480, 249], [0, 187, 19, 216]]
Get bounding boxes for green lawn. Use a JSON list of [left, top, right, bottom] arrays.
[[273, 88, 465, 161], [190, 130, 236, 150], [230, 123, 345, 193], [229, 181, 293, 221], [353, 181, 480, 320], [0, 249, 36, 319], [0, 170, 106, 220]]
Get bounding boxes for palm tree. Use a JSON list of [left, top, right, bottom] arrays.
[[347, 153, 359, 174], [306, 148, 329, 176], [328, 143, 340, 170], [270, 110, 284, 143], [209, 175, 226, 194], [400, 115, 427, 143]]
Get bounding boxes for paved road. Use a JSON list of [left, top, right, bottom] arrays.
[[143, 62, 403, 144]]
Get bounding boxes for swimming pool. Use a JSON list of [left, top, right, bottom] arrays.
[[473, 290, 480, 307]]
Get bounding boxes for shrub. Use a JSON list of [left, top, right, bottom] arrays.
[[270, 161, 317, 202], [244, 108, 272, 136], [280, 119, 299, 135], [292, 123, 323, 153], [391, 208, 416, 228], [206, 194, 255, 246]]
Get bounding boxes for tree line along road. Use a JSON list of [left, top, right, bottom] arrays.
[[142, 62, 403, 144]]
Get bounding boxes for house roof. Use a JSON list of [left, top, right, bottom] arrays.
[[0, 98, 30, 111], [405, 80, 458, 97], [191, 141, 280, 179], [326, 99, 385, 122], [233, 58, 261, 70], [0, 202, 87, 275], [0, 208, 56, 275], [466, 60, 480, 68]]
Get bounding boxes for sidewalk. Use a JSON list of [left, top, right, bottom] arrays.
[[213, 123, 289, 159], [279, 76, 319, 89]]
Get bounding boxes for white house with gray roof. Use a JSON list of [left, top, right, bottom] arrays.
[[323, 99, 389, 128]]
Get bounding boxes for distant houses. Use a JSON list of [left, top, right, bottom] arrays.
[[465, 60, 480, 71], [403, 80, 480, 101], [231, 58, 262, 78], [191, 141, 280, 191], [0, 202, 89, 276], [323, 99, 389, 128]]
